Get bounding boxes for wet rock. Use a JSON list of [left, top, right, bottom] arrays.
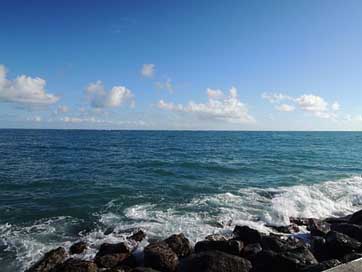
[[164, 233, 192, 257], [69, 241, 87, 255], [260, 235, 304, 253], [349, 209, 362, 225], [194, 240, 243, 256], [183, 250, 252, 272], [267, 224, 300, 234], [54, 258, 97, 272], [104, 227, 115, 235], [233, 225, 261, 244], [331, 223, 362, 242], [310, 236, 329, 262], [132, 268, 161, 272], [95, 242, 131, 268], [143, 241, 178, 272], [308, 218, 331, 237], [325, 215, 352, 224], [325, 231, 361, 258], [25, 247, 67, 272], [339, 252, 362, 263], [128, 230, 146, 242], [241, 243, 262, 260], [300, 259, 341, 272], [289, 217, 310, 226]]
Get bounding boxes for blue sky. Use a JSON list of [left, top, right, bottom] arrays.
[[1, 0, 362, 130]]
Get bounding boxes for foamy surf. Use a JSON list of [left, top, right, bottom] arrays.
[[2, 175, 362, 271]]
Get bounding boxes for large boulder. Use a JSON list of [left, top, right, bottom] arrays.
[[25, 247, 67, 272], [241, 243, 262, 260], [143, 241, 178, 272], [183, 250, 252, 272], [300, 259, 341, 272], [233, 226, 261, 244], [308, 219, 331, 237], [95, 242, 131, 268], [349, 209, 362, 225], [54, 258, 97, 272], [325, 231, 361, 258], [195, 240, 243, 256], [69, 241, 87, 255], [164, 233, 192, 257], [310, 236, 330, 262], [331, 223, 362, 242], [128, 230, 146, 242]]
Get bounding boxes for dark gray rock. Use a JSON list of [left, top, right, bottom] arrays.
[[128, 230, 146, 242], [143, 241, 178, 272], [339, 252, 362, 263], [233, 226, 261, 244], [25, 247, 67, 272], [194, 240, 243, 256], [350, 209, 362, 225], [310, 236, 329, 262], [289, 217, 310, 226], [54, 258, 97, 272], [69, 241, 87, 255], [267, 224, 300, 234], [164, 233, 191, 257], [300, 259, 341, 272], [331, 223, 362, 242], [325, 231, 361, 258], [95, 242, 131, 268], [183, 250, 252, 272], [308, 218, 331, 237], [132, 268, 160, 272], [241, 243, 262, 260]]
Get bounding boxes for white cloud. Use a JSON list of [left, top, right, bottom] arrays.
[[158, 87, 254, 124], [27, 116, 42, 122], [141, 64, 155, 78], [331, 102, 340, 111], [276, 104, 295, 112], [155, 78, 173, 93], [262, 92, 292, 103], [0, 64, 59, 106], [296, 94, 328, 113], [85, 80, 134, 109], [207, 88, 224, 99]]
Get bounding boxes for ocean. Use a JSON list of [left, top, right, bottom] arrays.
[[1, 129, 362, 271]]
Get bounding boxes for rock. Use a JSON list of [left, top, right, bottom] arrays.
[[350, 209, 362, 225], [54, 258, 97, 272], [241, 243, 262, 260], [69, 241, 87, 255], [325, 215, 352, 224], [104, 227, 115, 235], [128, 230, 146, 242], [183, 250, 252, 272], [233, 226, 261, 244], [339, 252, 362, 263], [25, 247, 67, 272], [290, 217, 310, 226], [267, 224, 300, 234], [300, 259, 341, 272], [143, 241, 178, 272], [310, 236, 329, 262], [331, 223, 362, 242], [164, 233, 192, 257], [194, 240, 243, 256], [308, 218, 331, 237], [132, 268, 161, 272], [325, 231, 361, 258], [95, 242, 131, 268], [204, 234, 228, 241]]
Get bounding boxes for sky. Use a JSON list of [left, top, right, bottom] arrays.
[[1, 0, 362, 130]]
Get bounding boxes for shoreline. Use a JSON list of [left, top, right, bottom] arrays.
[[25, 209, 362, 272]]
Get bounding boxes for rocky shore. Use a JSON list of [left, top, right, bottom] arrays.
[[25, 209, 362, 272]]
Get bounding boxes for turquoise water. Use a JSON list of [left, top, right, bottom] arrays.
[[1, 130, 362, 270]]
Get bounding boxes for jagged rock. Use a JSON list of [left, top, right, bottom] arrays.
[[25, 247, 67, 272], [54, 258, 97, 272], [260, 235, 288, 252], [143, 241, 178, 272], [205, 234, 228, 241], [325, 231, 361, 258], [289, 217, 310, 226], [183, 250, 252, 272], [300, 259, 341, 272], [164, 233, 191, 257], [267, 224, 300, 234], [331, 223, 362, 242], [308, 219, 331, 237], [349, 209, 362, 225], [128, 230, 146, 242], [310, 236, 329, 262], [69, 241, 87, 255], [241, 243, 262, 260], [132, 268, 161, 272], [339, 252, 362, 263], [233, 226, 261, 244], [325, 215, 352, 224], [194, 240, 243, 256], [95, 242, 131, 268]]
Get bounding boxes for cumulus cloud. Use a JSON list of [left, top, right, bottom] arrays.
[[207, 88, 224, 99], [155, 78, 173, 93], [158, 87, 254, 124], [0, 64, 59, 106], [141, 64, 155, 78], [85, 80, 134, 109], [263, 92, 340, 119]]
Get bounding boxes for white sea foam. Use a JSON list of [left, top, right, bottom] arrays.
[[2, 176, 362, 271]]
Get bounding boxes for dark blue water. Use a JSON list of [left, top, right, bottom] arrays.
[[1, 130, 362, 270]]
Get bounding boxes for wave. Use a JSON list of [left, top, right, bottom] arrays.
[[2, 175, 362, 271]]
